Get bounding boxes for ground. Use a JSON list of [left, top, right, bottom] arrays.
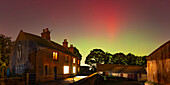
[[99, 80, 144, 85], [36, 77, 145, 85]]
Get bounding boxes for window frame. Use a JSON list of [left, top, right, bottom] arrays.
[[53, 51, 58, 61], [78, 60, 80, 64], [65, 56, 69, 62], [73, 58, 76, 64], [73, 66, 76, 74], [63, 66, 69, 74]]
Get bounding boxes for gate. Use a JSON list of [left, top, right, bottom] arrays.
[[27, 73, 36, 85]]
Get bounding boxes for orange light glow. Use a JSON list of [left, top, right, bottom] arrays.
[[78, 67, 80, 72], [78, 60, 80, 64], [53, 52, 58, 60], [73, 58, 75, 63]]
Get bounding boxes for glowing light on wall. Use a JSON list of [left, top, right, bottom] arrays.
[[78, 67, 80, 72], [53, 52, 58, 60], [73, 66, 76, 73], [64, 66, 69, 74]]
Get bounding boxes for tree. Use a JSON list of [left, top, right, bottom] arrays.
[[73, 47, 82, 60], [105, 52, 112, 64], [136, 56, 147, 66], [126, 53, 136, 65], [85, 48, 147, 71], [85, 49, 106, 65], [112, 53, 127, 65], [85, 49, 106, 72], [0, 34, 14, 77]]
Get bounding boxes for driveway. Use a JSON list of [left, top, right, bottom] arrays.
[[36, 76, 87, 85]]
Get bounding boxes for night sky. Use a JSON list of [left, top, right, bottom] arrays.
[[0, 0, 170, 66]]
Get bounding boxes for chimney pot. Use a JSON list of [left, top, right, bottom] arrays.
[[63, 39, 68, 49], [41, 28, 51, 40], [64, 39, 67, 42], [69, 44, 74, 53]]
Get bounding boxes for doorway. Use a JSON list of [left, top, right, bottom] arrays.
[[54, 67, 57, 80]]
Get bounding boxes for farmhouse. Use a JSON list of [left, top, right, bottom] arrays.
[[146, 40, 170, 84], [9, 28, 81, 82]]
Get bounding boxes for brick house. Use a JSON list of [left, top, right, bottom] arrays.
[[146, 40, 170, 84], [9, 28, 81, 82]]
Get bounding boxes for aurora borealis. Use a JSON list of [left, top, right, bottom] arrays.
[[0, 0, 170, 66]]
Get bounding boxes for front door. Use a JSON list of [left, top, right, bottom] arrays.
[[54, 67, 57, 80]]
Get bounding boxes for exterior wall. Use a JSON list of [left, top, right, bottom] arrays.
[[123, 73, 128, 78], [111, 73, 120, 77], [147, 41, 170, 84], [147, 60, 158, 82], [137, 74, 147, 81], [9, 33, 31, 75], [9, 31, 81, 83], [104, 72, 146, 81], [35, 47, 80, 82]]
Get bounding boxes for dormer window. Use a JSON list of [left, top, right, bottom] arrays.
[[53, 52, 58, 60]]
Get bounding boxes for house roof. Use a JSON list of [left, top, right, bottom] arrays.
[[97, 64, 146, 74], [20, 30, 78, 58], [147, 40, 170, 60]]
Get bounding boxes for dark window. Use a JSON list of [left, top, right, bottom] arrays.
[[65, 56, 69, 62], [45, 65, 48, 75], [12, 65, 15, 74]]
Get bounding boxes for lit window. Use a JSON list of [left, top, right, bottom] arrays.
[[73, 58, 75, 63], [78, 60, 80, 64], [78, 67, 80, 72], [53, 52, 58, 60], [64, 66, 69, 74], [73, 66, 76, 73]]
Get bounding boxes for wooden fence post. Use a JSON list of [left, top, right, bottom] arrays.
[[26, 73, 29, 85]]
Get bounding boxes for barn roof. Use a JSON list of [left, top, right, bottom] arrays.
[[147, 40, 170, 60], [20, 30, 78, 58], [97, 64, 146, 74]]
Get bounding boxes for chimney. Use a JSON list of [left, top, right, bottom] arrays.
[[41, 28, 51, 40], [69, 44, 74, 53], [63, 39, 68, 49]]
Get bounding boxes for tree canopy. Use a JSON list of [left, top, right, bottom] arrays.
[[85, 49, 105, 65], [73, 47, 82, 60], [85, 49, 147, 70], [0, 34, 14, 77], [68, 47, 82, 61]]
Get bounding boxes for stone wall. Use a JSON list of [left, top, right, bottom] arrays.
[[69, 73, 103, 85]]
